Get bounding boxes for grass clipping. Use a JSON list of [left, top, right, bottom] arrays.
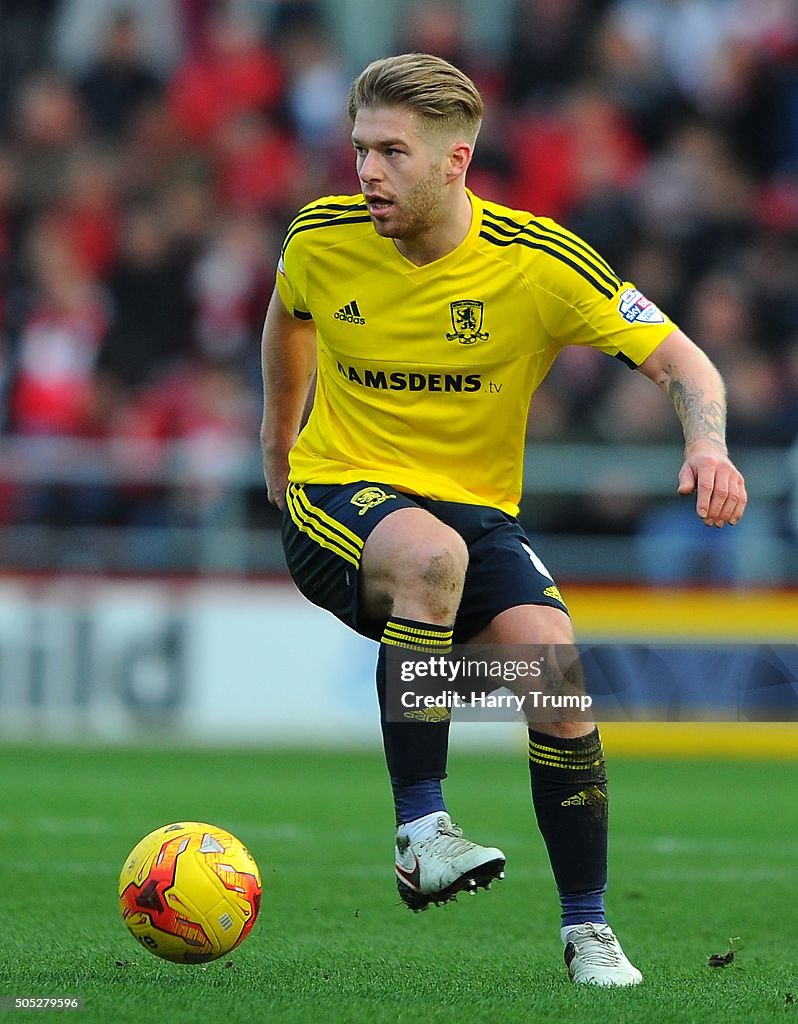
[[708, 937, 742, 968]]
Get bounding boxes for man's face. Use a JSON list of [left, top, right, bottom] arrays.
[[352, 105, 450, 241]]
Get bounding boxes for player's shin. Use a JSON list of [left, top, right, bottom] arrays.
[[527, 727, 608, 928], [376, 619, 453, 829], [380, 621, 507, 910]]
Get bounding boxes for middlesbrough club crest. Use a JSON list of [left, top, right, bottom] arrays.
[[446, 300, 490, 344], [349, 486, 397, 516]]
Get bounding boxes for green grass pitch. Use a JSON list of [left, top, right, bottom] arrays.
[[0, 744, 796, 1024]]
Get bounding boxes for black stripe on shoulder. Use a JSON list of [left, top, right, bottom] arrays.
[[481, 208, 527, 232], [287, 201, 368, 230], [482, 212, 621, 292], [293, 309, 313, 321], [615, 352, 637, 369], [282, 212, 372, 255], [479, 229, 614, 300], [527, 219, 622, 288]]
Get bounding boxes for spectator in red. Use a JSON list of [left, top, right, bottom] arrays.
[[189, 214, 273, 365], [127, 357, 258, 523], [55, 149, 121, 278], [510, 87, 646, 222], [167, 11, 284, 148], [215, 111, 304, 216], [7, 218, 108, 436]]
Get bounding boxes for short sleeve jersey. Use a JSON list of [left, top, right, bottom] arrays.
[[276, 189, 676, 516]]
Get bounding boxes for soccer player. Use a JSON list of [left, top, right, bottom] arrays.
[[260, 53, 747, 986]]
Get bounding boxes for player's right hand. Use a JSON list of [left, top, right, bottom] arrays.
[[264, 453, 289, 510]]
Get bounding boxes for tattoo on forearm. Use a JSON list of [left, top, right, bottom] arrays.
[[665, 365, 727, 450]]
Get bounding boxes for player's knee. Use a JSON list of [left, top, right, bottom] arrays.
[[420, 543, 468, 595], [545, 619, 576, 647], [399, 532, 468, 609]]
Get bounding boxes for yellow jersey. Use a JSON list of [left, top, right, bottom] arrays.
[[276, 189, 676, 516]]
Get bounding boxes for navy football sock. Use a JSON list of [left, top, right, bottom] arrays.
[[528, 728, 608, 928], [560, 888, 607, 929], [376, 618, 453, 825]]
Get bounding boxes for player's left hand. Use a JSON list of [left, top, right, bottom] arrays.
[[677, 440, 748, 527]]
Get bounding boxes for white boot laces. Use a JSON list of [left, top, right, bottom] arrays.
[[423, 819, 475, 858], [574, 926, 623, 967]]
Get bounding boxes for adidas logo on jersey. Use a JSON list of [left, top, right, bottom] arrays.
[[334, 300, 366, 325]]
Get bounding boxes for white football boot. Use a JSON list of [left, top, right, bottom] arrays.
[[394, 812, 506, 911], [563, 922, 643, 986]]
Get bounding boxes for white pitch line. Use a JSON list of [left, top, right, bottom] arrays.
[[634, 836, 798, 855], [11, 861, 119, 875], [507, 865, 791, 882]]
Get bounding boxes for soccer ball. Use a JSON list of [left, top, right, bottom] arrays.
[[119, 821, 262, 964]]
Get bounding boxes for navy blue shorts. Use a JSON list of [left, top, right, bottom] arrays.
[[282, 480, 569, 644]]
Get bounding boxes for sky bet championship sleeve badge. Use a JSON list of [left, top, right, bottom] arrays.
[[617, 288, 666, 324], [446, 300, 490, 344]]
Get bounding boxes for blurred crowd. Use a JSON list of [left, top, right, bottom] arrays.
[[0, 0, 797, 564]]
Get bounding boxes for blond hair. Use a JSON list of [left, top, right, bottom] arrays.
[[347, 53, 483, 144]]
